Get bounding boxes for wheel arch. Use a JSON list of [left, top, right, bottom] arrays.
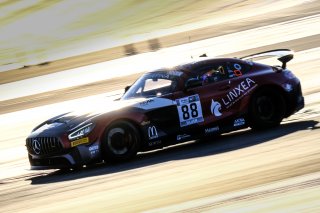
[[100, 118, 144, 151], [248, 84, 288, 114]]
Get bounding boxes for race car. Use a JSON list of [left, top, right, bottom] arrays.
[[26, 49, 304, 170]]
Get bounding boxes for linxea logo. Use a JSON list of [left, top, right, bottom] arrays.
[[221, 78, 256, 108], [211, 100, 222, 117]]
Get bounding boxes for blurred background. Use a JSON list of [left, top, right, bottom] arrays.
[[0, 0, 314, 70]]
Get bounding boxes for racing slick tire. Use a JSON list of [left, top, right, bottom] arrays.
[[249, 88, 286, 130], [102, 121, 141, 162]]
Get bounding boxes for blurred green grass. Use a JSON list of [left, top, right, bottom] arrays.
[[0, 0, 243, 66], [0, 0, 300, 68]]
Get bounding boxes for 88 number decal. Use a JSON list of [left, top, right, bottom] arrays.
[[181, 103, 198, 120], [176, 95, 204, 127]]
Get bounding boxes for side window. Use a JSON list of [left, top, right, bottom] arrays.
[[144, 79, 171, 92], [143, 78, 177, 97], [186, 61, 252, 89], [199, 64, 228, 85], [226, 61, 252, 79]]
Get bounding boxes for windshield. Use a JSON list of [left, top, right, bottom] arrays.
[[121, 71, 180, 100]]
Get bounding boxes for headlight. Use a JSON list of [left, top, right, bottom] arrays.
[[283, 83, 293, 92], [284, 70, 296, 79], [68, 123, 95, 140]]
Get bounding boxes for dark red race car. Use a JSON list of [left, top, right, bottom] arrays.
[[26, 49, 304, 170]]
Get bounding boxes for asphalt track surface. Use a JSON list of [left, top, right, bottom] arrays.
[[1, 3, 320, 213]]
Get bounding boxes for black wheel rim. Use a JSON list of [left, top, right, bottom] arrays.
[[107, 127, 135, 155], [256, 96, 275, 120]]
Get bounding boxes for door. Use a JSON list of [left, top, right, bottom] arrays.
[[173, 60, 255, 131]]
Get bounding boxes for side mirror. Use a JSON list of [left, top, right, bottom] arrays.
[[185, 78, 202, 90], [124, 85, 131, 93]]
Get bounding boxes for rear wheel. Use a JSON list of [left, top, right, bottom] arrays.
[[249, 89, 286, 130], [102, 121, 140, 162]]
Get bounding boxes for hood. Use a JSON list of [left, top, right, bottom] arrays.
[[32, 97, 175, 132]]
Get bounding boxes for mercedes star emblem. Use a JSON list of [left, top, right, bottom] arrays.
[[32, 139, 41, 154]]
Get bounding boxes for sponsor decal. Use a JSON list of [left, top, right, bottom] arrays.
[[222, 78, 257, 108], [233, 70, 243, 77], [148, 126, 158, 140], [234, 63, 242, 70], [149, 73, 170, 79], [178, 98, 189, 105], [71, 137, 89, 147], [149, 140, 161, 146], [234, 118, 245, 127], [89, 144, 99, 156], [177, 134, 191, 141], [205, 126, 219, 134], [228, 69, 234, 78], [136, 97, 174, 110], [169, 70, 183, 77], [176, 94, 204, 127], [141, 120, 151, 126], [32, 139, 41, 154], [210, 100, 222, 117], [139, 99, 154, 106]]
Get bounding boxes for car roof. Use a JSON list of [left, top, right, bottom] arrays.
[[175, 57, 244, 74], [147, 57, 247, 76]]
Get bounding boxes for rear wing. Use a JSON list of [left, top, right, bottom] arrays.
[[240, 49, 294, 69]]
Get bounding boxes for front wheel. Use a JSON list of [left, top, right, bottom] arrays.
[[249, 89, 286, 130], [102, 121, 140, 162]]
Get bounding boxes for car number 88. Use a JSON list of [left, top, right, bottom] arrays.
[[181, 103, 198, 120], [176, 94, 204, 127]]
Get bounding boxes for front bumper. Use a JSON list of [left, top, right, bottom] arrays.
[[28, 141, 101, 170]]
